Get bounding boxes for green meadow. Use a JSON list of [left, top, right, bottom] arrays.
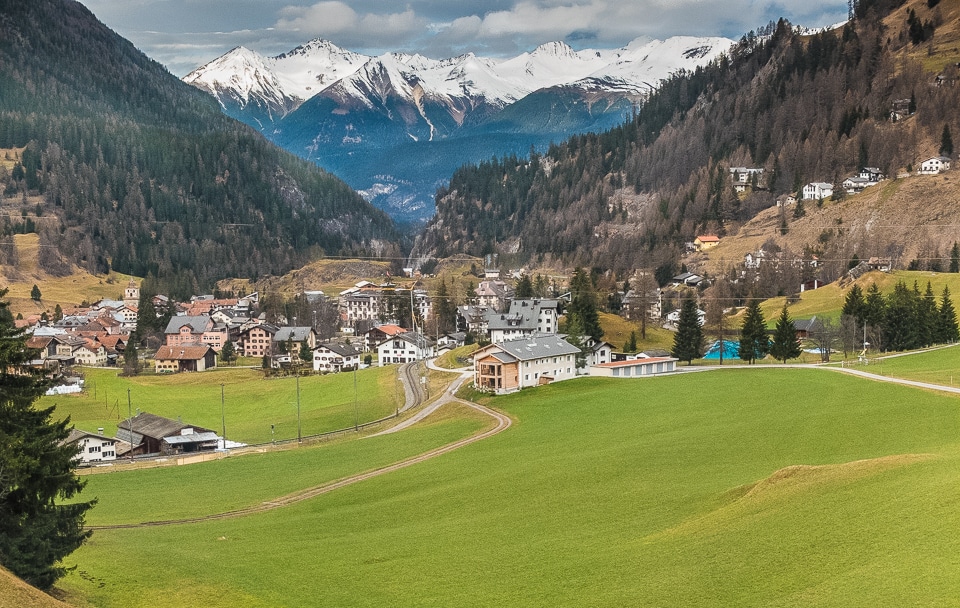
[[866, 343, 960, 386], [59, 367, 960, 607], [42, 366, 403, 444]]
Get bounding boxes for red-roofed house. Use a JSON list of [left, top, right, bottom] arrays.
[[154, 344, 217, 373], [364, 324, 407, 351], [693, 235, 721, 251]]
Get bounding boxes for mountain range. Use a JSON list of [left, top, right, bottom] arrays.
[[184, 36, 734, 225]]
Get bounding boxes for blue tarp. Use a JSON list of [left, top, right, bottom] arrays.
[[703, 339, 739, 360]]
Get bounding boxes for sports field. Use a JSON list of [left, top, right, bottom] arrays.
[[58, 366, 960, 606]]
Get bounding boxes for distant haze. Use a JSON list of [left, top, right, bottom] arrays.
[[76, 0, 849, 76]]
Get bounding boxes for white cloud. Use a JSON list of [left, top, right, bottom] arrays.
[[274, 1, 424, 44]]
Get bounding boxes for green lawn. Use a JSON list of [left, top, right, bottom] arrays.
[[861, 343, 960, 387], [43, 366, 403, 444], [58, 369, 960, 606]]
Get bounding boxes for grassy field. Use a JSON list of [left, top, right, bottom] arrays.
[[859, 343, 960, 387], [43, 366, 404, 445], [58, 367, 960, 606]]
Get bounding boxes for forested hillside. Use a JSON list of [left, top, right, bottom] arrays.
[[413, 0, 960, 274], [0, 0, 400, 297]]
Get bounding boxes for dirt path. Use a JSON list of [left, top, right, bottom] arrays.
[[89, 377, 509, 530]]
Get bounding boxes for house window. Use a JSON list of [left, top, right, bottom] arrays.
[[613, 368, 620, 377]]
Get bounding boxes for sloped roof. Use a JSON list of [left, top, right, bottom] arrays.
[[274, 326, 315, 343], [163, 315, 212, 335], [118, 412, 213, 441], [316, 342, 361, 357], [153, 344, 214, 361], [368, 324, 407, 336], [495, 335, 580, 361]]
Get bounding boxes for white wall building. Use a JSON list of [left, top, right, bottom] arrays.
[[65, 429, 118, 463], [919, 156, 951, 174], [377, 332, 435, 366], [802, 182, 834, 200], [313, 343, 362, 373]]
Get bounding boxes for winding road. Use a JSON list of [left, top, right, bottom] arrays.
[[89, 365, 507, 530]]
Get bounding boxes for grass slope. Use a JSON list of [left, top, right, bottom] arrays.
[[59, 369, 960, 606], [44, 366, 402, 444], [0, 566, 71, 608]]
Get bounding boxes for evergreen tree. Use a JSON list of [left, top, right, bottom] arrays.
[[769, 305, 802, 363], [738, 299, 769, 364], [434, 278, 457, 334], [863, 282, 886, 351], [514, 274, 534, 298], [220, 340, 236, 365], [941, 124, 954, 157], [122, 341, 139, 375], [29, 284, 41, 301], [918, 282, 938, 347], [671, 298, 704, 364], [564, 314, 588, 370], [841, 284, 865, 325], [567, 267, 603, 341], [950, 242, 960, 273], [623, 331, 638, 353], [53, 303, 63, 322], [883, 281, 919, 351], [938, 286, 960, 343], [298, 341, 312, 366], [0, 289, 95, 589]]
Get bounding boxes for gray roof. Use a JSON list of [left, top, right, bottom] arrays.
[[164, 315, 212, 335], [495, 335, 580, 361], [485, 299, 557, 332], [793, 317, 818, 332], [317, 342, 361, 357], [274, 326, 315, 343], [117, 412, 213, 442], [162, 431, 220, 445]]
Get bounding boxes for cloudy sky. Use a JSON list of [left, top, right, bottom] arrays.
[[77, 0, 850, 77]]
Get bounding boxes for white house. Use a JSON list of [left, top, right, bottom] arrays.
[[802, 182, 834, 200], [841, 176, 872, 194], [313, 342, 362, 373], [589, 357, 678, 378], [64, 429, 118, 463], [485, 299, 559, 343], [377, 332, 435, 366], [473, 335, 581, 394], [919, 156, 951, 174]]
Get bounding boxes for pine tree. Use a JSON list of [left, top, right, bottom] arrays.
[[514, 274, 534, 298], [940, 124, 954, 157], [0, 289, 95, 589], [671, 298, 704, 364], [950, 242, 959, 273], [122, 341, 139, 375], [938, 286, 959, 343], [29, 284, 41, 301], [220, 340, 236, 365], [567, 267, 603, 341], [769, 305, 802, 363], [738, 299, 769, 364]]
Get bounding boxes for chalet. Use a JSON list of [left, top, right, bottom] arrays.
[[919, 156, 951, 174], [802, 182, 833, 200], [693, 235, 720, 251], [841, 176, 872, 194], [485, 299, 559, 343], [622, 288, 662, 322], [117, 413, 218, 456], [859, 167, 885, 182], [589, 357, 678, 378], [793, 317, 819, 339], [364, 324, 407, 352], [63, 428, 118, 463], [153, 343, 217, 373], [744, 250, 765, 269], [729, 167, 765, 193], [239, 323, 278, 358], [75, 339, 108, 367], [776, 194, 797, 207], [473, 335, 581, 394], [25, 335, 57, 360], [437, 332, 467, 350], [457, 305, 490, 336], [475, 280, 515, 312], [313, 342, 362, 373], [377, 332, 435, 366], [585, 340, 615, 367]]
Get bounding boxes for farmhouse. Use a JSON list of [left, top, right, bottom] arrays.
[[313, 342, 362, 373], [63, 428, 118, 463], [693, 235, 720, 251], [589, 357, 678, 378], [919, 155, 951, 174], [153, 343, 217, 373], [473, 335, 580, 394], [117, 413, 219, 456]]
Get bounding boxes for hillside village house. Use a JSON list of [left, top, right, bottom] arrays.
[[475, 279, 515, 312], [473, 335, 581, 394], [919, 155, 951, 174], [63, 429, 118, 463], [589, 356, 678, 378], [164, 315, 228, 352], [729, 167, 764, 192], [693, 235, 720, 251], [377, 332, 435, 366], [802, 182, 834, 200], [239, 323, 278, 358], [486, 299, 559, 343], [273, 326, 317, 352], [154, 344, 217, 373], [313, 342, 362, 373], [74, 339, 107, 366], [364, 324, 407, 351]]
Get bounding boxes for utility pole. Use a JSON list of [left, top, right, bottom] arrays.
[[220, 383, 226, 450], [296, 374, 302, 443], [353, 366, 359, 431], [127, 388, 133, 461]]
